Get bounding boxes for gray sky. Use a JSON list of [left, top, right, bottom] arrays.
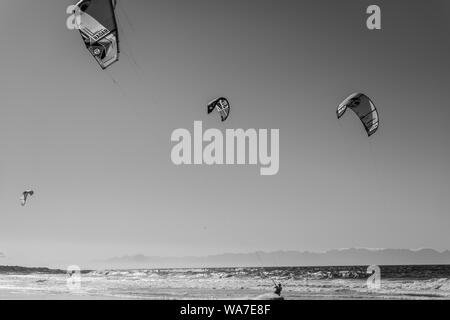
[[0, 0, 449, 268]]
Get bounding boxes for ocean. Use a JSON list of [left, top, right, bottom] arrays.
[[1, 265, 449, 300]]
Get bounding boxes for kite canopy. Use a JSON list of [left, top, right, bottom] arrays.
[[337, 93, 379, 137], [207, 97, 231, 122], [20, 190, 34, 207], [74, 0, 119, 69]]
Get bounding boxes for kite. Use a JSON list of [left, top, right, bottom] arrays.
[[337, 93, 379, 137], [207, 97, 231, 122], [73, 0, 120, 69]]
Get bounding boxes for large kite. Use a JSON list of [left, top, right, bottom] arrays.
[[73, 0, 120, 69]]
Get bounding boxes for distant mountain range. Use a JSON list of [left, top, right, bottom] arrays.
[[97, 248, 450, 269], [0, 265, 66, 274]]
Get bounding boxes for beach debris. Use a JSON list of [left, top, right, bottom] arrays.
[[36, 280, 48, 283]]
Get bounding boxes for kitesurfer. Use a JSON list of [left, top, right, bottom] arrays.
[[274, 283, 282, 296]]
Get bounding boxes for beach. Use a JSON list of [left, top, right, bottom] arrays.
[[1, 265, 449, 300]]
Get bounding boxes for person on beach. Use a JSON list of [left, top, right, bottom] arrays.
[[274, 283, 282, 296]]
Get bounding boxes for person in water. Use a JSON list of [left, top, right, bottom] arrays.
[[274, 283, 282, 296]]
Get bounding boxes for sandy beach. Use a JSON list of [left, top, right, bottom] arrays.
[[1, 265, 449, 300]]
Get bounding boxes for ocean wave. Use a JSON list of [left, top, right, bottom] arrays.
[[2, 265, 450, 299]]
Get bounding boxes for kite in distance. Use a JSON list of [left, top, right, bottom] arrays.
[[73, 0, 120, 69], [207, 97, 231, 122], [20, 190, 34, 207], [337, 93, 379, 137]]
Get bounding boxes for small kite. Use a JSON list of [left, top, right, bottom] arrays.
[[207, 97, 231, 122], [337, 93, 379, 137], [20, 190, 34, 207]]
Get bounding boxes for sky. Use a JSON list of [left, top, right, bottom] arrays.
[[0, 0, 449, 268]]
